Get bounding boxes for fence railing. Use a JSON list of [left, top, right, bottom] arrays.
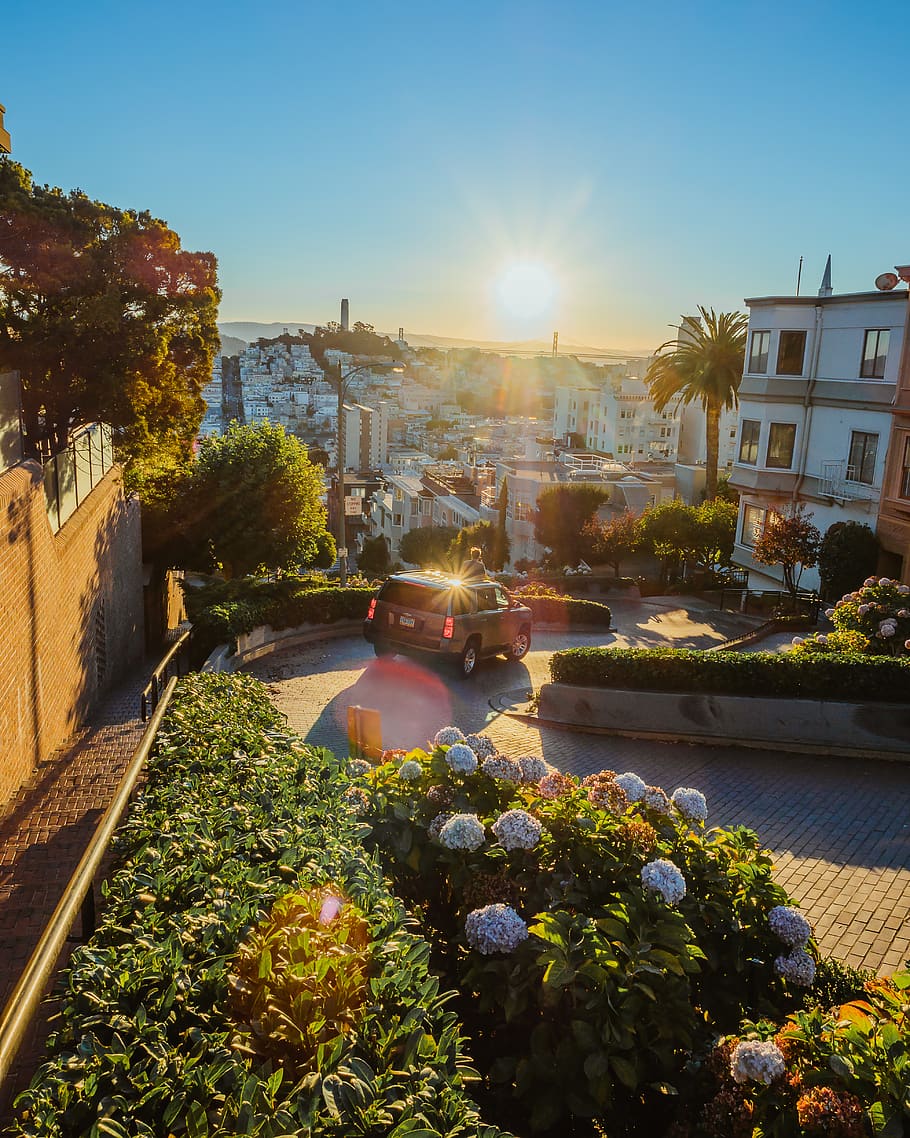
[[141, 627, 193, 721], [42, 423, 115, 534], [716, 587, 822, 622], [0, 678, 178, 1091]]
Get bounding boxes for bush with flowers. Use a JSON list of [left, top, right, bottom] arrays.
[[356, 730, 818, 1134], [792, 575, 910, 658], [680, 969, 910, 1137]]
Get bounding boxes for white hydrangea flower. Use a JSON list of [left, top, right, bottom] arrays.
[[857, 603, 872, 615], [482, 755, 523, 783], [517, 755, 551, 783], [465, 904, 528, 954], [614, 772, 647, 802], [815, 634, 828, 646], [671, 787, 707, 825], [898, 584, 910, 596], [641, 858, 686, 905], [438, 813, 485, 851], [348, 758, 371, 776], [465, 733, 497, 758], [434, 725, 466, 747], [731, 1040, 786, 1085], [824, 608, 835, 618], [492, 809, 543, 850], [897, 609, 910, 619], [445, 743, 479, 774], [878, 620, 897, 639], [768, 905, 812, 947], [398, 760, 423, 781], [864, 577, 879, 588], [879, 577, 892, 587], [791, 636, 804, 646], [774, 949, 816, 987], [642, 785, 671, 813]]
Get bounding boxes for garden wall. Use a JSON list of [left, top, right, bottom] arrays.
[[0, 460, 143, 804], [537, 683, 910, 758]]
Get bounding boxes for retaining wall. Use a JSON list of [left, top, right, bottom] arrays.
[[538, 683, 910, 759]]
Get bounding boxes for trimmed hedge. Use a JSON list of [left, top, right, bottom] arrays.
[[523, 595, 612, 627], [549, 646, 910, 702], [186, 577, 374, 653], [13, 674, 509, 1137]]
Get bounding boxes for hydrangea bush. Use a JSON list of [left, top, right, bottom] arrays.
[[356, 735, 813, 1134], [792, 575, 910, 657]]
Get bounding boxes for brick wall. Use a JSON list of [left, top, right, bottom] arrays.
[[0, 460, 143, 805]]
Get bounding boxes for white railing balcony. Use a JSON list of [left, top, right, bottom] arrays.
[[819, 460, 877, 500]]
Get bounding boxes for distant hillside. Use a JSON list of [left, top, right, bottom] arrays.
[[219, 334, 247, 357], [216, 321, 651, 359]]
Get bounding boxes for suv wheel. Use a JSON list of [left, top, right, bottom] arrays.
[[504, 626, 531, 662], [373, 641, 395, 658], [457, 637, 480, 679]]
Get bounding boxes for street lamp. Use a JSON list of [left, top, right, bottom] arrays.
[[334, 360, 402, 586]]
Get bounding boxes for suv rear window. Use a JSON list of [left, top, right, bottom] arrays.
[[379, 581, 447, 613]]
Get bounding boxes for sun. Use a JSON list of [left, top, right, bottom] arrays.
[[494, 262, 558, 321]]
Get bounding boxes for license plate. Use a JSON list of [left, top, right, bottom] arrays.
[[399, 614, 415, 628]]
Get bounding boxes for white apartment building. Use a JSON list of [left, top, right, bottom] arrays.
[[729, 276, 906, 592], [367, 474, 435, 559], [554, 377, 681, 463]]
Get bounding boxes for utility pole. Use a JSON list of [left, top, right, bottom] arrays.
[[336, 361, 349, 586]]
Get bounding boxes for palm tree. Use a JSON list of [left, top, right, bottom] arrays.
[[645, 307, 748, 500]]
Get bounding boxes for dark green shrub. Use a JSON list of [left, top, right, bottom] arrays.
[[12, 675, 510, 1138], [523, 595, 612, 626], [818, 521, 880, 602], [549, 646, 910, 702]]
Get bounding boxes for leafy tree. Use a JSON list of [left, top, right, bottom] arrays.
[[534, 484, 610, 565], [352, 321, 374, 334], [358, 535, 390, 577], [494, 479, 510, 571], [182, 422, 331, 577], [448, 520, 509, 572], [437, 444, 459, 461], [818, 522, 880, 601], [583, 509, 639, 577], [645, 307, 747, 500], [0, 158, 219, 460], [637, 499, 701, 584], [398, 525, 459, 569], [691, 498, 738, 569], [753, 505, 821, 600]]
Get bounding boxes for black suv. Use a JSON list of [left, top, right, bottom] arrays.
[[363, 570, 532, 678]]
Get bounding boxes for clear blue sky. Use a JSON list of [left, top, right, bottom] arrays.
[[4, 0, 909, 351]]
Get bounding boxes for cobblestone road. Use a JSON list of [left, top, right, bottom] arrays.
[[248, 606, 910, 975]]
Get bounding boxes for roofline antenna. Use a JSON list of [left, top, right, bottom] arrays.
[[796, 255, 803, 297]]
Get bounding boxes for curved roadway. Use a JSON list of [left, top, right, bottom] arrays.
[[246, 599, 910, 975]]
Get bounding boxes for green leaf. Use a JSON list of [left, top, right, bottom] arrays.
[[610, 1055, 638, 1089], [829, 1053, 855, 1079]]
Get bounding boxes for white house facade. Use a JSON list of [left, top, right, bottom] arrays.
[[729, 285, 906, 592]]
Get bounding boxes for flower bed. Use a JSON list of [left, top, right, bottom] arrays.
[[359, 730, 816, 1134], [13, 675, 510, 1138], [549, 646, 910, 702]]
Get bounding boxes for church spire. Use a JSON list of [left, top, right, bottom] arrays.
[[818, 254, 833, 297]]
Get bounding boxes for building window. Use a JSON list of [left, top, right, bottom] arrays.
[[748, 330, 771, 374], [860, 329, 890, 379], [741, 504, 766, 547], [776, 331, 807, 376], [766, 423, 797, 468], [900, 437, 910, 499], [847, 431, 878, 485], [738, 420, 761, 464]]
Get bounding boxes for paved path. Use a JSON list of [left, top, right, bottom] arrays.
[[0, 665, 153, 1115], [248, 604, 910, 977]]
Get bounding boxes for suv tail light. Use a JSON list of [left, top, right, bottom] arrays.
[[442, 615, 454, 639], [366, 598, 377, 621]]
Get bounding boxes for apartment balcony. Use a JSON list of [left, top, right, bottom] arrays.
[[817, 460, 878, 502]]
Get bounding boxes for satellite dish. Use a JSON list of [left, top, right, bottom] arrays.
[[875, 272, 899, 291]]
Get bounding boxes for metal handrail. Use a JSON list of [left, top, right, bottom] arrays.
[[141, 628, 192, 721], [0, 677, 177, 1089]]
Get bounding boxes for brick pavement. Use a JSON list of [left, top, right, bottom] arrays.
[[248, 622, 910, 977], [0, 665, 152, 1115]]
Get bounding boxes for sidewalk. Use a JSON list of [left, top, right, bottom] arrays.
[[0, 663, 153, 1115]]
